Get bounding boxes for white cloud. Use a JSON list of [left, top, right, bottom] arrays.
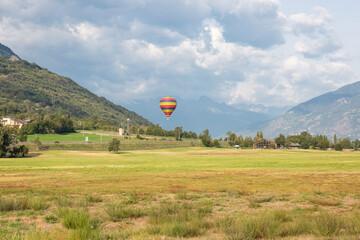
[[0, 0, 357, 108], [290, 7, 342, 58]]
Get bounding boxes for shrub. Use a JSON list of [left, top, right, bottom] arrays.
[[108, 138, 120, 152]]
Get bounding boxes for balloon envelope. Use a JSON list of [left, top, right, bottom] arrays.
[[159, 97, 177, 120]]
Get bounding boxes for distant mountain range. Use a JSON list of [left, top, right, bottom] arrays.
[[0, 43, 151, 127], [124, 96, 289, 137], [251, 81, 360, 139]]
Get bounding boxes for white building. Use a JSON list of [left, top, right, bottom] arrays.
[[1, 117, 33, 128]]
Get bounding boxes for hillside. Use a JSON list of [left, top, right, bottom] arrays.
[[256, 81, 360, 139], [0, 44, 151, 127]]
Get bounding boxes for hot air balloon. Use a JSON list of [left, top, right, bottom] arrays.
[[159, 97, 177, 120]]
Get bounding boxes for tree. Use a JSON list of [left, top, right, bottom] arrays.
[[174, 127, 183, 141], [243, 136, 253, 148], [0, 127, 29, 158], [275, 134, 285, 147], [33, 137, 41, 151], [340, 137, 352, 149], [354, 139, 360, 150], [335, 143, 343, 151], [213, 139, 220, 148], [108, 138, 120, 152], [200, 129, 212, 147]]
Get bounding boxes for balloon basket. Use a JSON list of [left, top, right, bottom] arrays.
[[166, 117, 169, 120]]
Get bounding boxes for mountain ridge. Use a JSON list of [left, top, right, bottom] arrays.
[[253, 81, 360, 139], [0, 43, 152, 127]]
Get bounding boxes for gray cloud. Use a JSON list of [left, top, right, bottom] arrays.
[[0, 0, 357, 108]]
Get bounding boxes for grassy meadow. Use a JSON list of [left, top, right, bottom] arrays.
[[1, 148, 360, 239], [26, 132, 114, 143]]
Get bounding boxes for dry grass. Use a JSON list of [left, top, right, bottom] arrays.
[[0, 148, 360, 239]]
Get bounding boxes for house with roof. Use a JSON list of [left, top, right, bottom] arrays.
[[1, 117, 34, 128]]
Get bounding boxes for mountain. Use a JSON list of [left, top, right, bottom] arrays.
[[124, 96, 287, 137], [0, 43, 151, 127], [255, 81, 360, 139], [0, 43, 20, 61]]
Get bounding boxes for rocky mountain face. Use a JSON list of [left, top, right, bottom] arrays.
[[257, 81, 360, 139], [0, 43, 20, 60]]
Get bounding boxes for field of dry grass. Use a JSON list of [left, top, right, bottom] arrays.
[[1, 148, 360, 239]]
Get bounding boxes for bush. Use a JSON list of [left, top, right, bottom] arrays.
[[213, 139, 221, 148], [108, 138, 120, 152]]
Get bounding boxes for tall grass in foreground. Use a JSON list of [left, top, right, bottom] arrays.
[[0, 197, 30, 211], [56, 207, 101, 240], [0, 197, 49, 211], [147, 202, 212, 238], [105, 203, 146, 222], [220, 210, 360, 239]]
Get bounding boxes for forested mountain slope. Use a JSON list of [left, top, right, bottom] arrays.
[[0, 44, 151, 127]]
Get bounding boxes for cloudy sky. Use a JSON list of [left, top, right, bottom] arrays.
[[0, 0, 359, 108]]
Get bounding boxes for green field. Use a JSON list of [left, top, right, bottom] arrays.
[[26, 132, 114, 142], [1, 148, 360, 239]]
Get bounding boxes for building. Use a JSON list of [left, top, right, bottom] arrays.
[[253, 139, 278, 149], [118, 128, 125, 136], [289, 143, 301, 149], [1, 117, 33, 128]]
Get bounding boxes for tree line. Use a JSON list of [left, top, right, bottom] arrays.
[[223, 130, 360, 150]]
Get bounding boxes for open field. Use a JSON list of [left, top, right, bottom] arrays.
[[1, 148, 360, 239], [25, 132, 196, 143], [26, 132, 116, 143]]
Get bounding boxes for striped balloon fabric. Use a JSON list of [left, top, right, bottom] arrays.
[[159, 97, 177, 120]]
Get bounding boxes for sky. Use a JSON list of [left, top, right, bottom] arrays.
[[0, 0, 359, 108]]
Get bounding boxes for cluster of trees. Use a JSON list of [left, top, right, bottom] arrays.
[[223, 130, 360, 151], [274, 132, 360, 150], [224, 131, 265, 148], [130, 124, 198, 140], [21, 116, 75, 135], [0, 125, 28, 158], [199, 129, 221, 148]]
